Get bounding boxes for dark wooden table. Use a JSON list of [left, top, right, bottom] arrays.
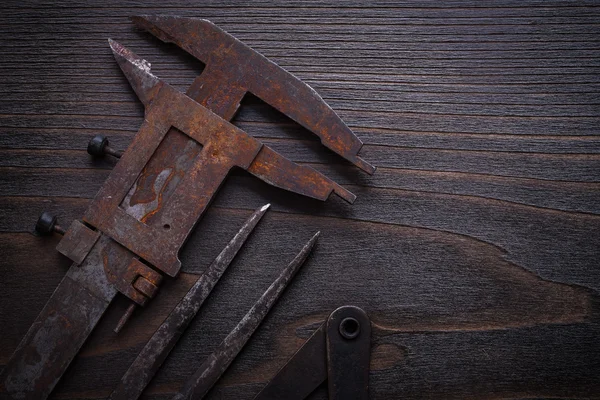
[[1, 1, 599, 399]]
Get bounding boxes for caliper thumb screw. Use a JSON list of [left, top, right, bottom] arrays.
[[34, 212, 66, 236], [87, 134, 122, 158]]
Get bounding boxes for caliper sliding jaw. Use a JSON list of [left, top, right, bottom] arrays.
[[0, 17, 374, 400]]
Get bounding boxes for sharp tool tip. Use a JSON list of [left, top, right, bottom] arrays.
[[107, 38, 125, 54], [305, 231, 320, 250]]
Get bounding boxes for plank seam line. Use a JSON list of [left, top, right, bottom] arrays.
[[1, 178, 598, 218], [3, 139, 600, 157]]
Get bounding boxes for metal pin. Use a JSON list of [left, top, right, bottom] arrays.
[[114, 302, 137, 334]]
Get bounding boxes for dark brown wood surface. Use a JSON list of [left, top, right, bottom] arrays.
[[1, 1, 599, 399]]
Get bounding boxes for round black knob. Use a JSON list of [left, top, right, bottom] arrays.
[[87, 134, 109, 157], [35, 212, 65, 236], [87, 135, 122, 158]]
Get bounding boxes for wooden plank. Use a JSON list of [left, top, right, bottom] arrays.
[[0, 1, 598, 399]]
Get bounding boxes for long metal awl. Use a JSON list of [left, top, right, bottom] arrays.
[[173, 231, 320, 400], [109, 204, 270, 400]]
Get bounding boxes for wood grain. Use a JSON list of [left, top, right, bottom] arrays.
[[0, 1, 599, 399]]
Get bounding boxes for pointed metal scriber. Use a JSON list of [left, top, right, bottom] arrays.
[[109, 204, 270, 400], [173, 231, 320, 400]]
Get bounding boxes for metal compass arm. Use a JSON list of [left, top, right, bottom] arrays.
[[254, 305, 372, 400]]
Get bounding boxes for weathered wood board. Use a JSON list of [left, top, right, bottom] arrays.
[[0, 1, 599, 399]]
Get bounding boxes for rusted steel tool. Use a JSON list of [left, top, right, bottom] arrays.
[[254, 306, 372, 400], [0, 17, 373, 399], [130, 15, 376, 177], [109, 203, 271, 400], [173, 231, 319, 400]]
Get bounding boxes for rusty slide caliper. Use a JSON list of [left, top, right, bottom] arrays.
[[0, 17, 374, 399]]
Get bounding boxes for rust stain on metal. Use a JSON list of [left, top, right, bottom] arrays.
[[55, 220, 101, 265], [131, 16, 375, 176], [124, 15, 374, 216]]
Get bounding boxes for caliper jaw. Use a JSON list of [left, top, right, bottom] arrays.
[[131, 15, 376, 176]]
